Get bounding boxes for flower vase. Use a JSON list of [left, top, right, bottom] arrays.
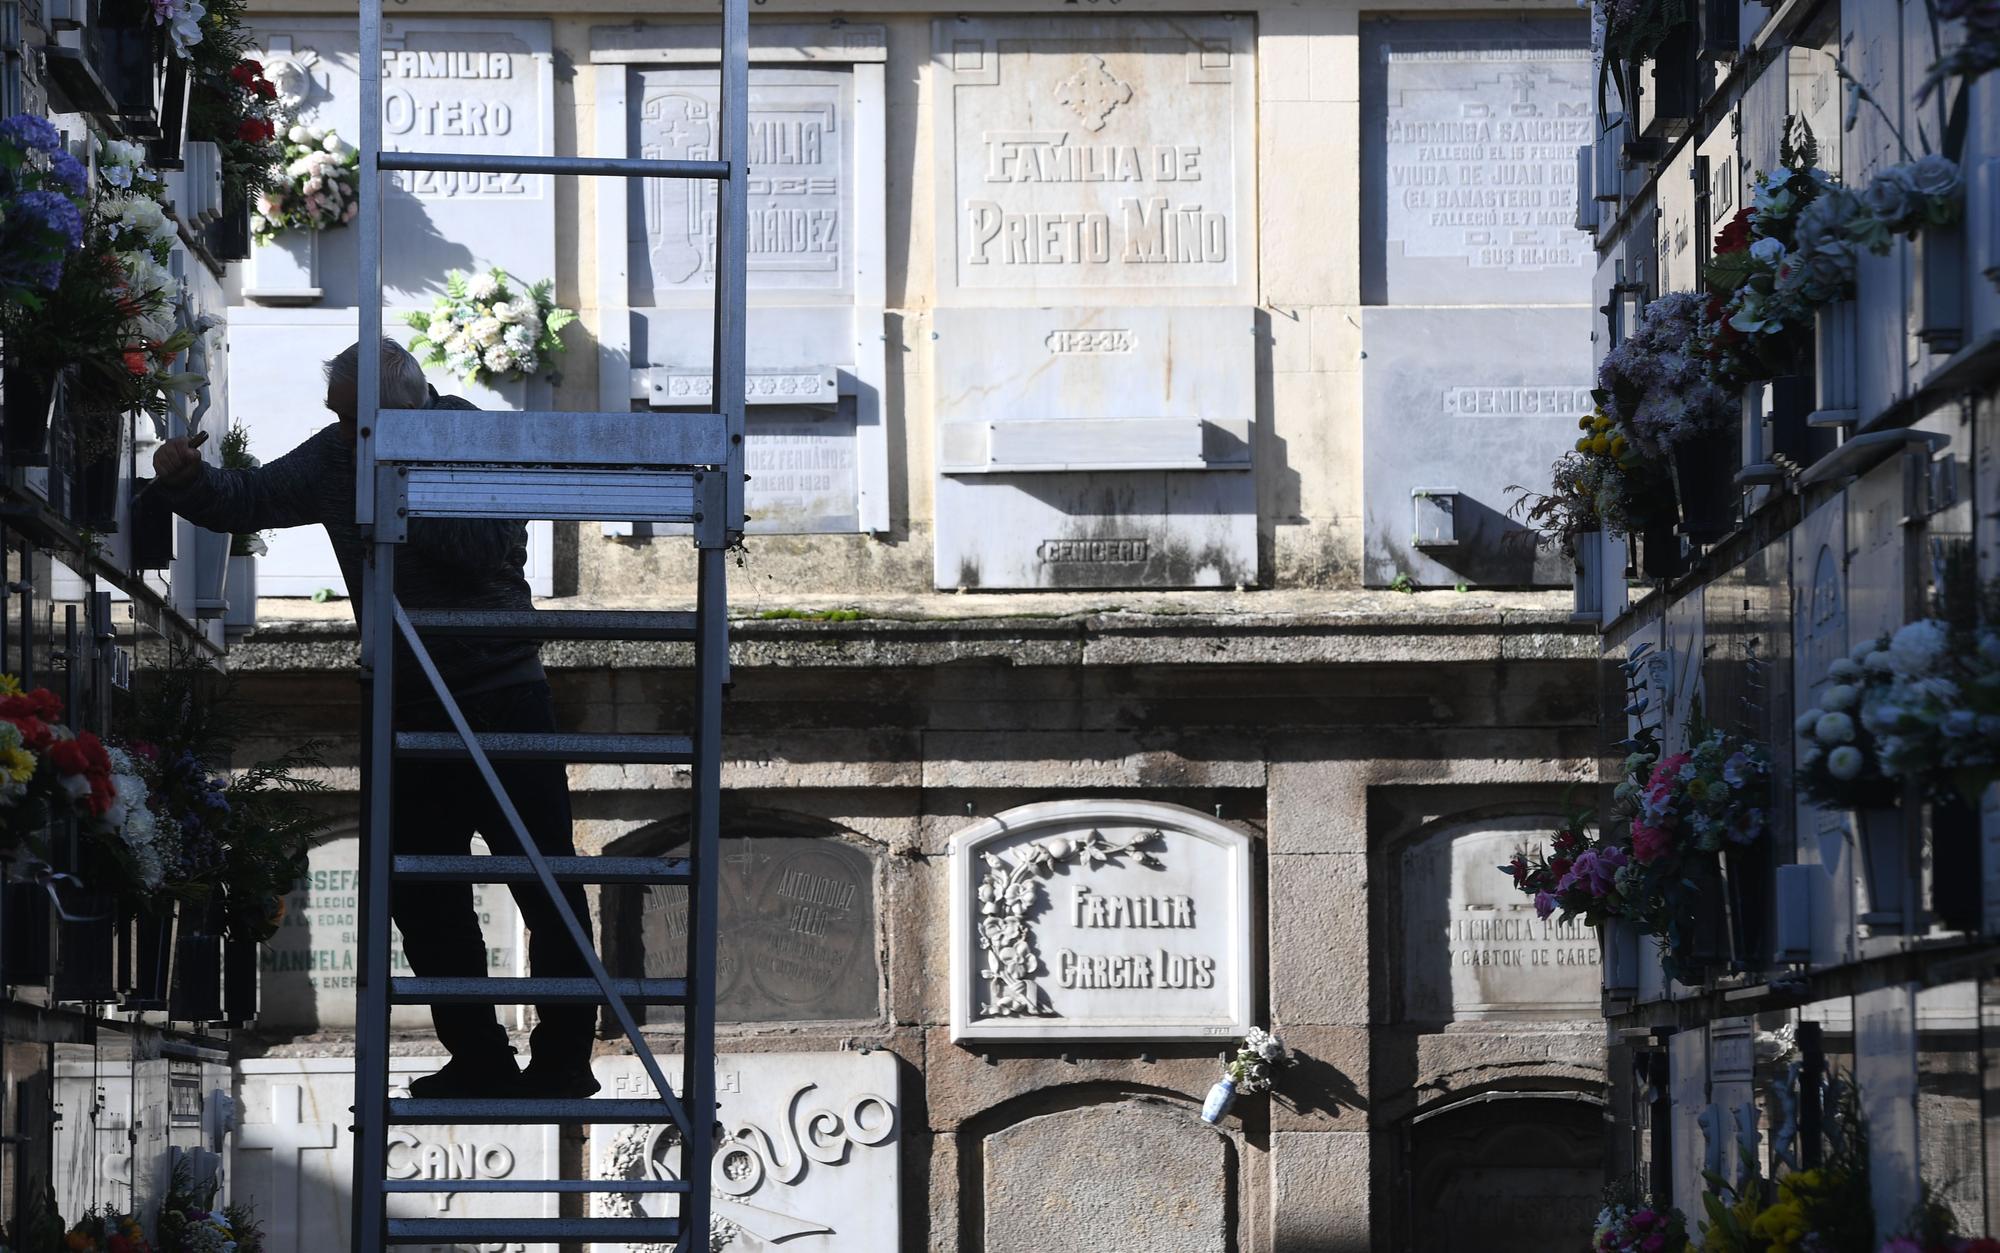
[[1600, 919, 1642, 997], [52, 891, 117, 1003], [223, 929, 257, 1025], [1200, 1078, 1237, 1125], [124, 902, 173, 1010], [169, 904, 223, 1022], [1572, 530, 1604, 621], [1914, 221, 1966, 356], [245, 229, 322, 304], [1854, 805, 1909, 933], [2, 358, 61, 467], [1640, 518, 1685, 581], [193, 526, 231, 618], [0, 879, 52, 987], [205, 188, 251, 262], [1761, 375, 1827, 469], [1929, 791, 1981, 934], [223, 553, 258, 642], [1669, 424, 1739, 543], [1810, 300, 1858, 426]]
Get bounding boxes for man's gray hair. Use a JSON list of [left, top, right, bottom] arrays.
[[324, 337, 431, 410]]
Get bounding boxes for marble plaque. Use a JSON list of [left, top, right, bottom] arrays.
[[1845, 453, 1913, 644], [949, 800, 1252, 1042], [931, 16, 1256, 306], [235, 1058, 559, 1253], [54, 1048, 135, 1224], [1360, 305, 1593, 588], [259, 834, 523, 1033], [629, 68, 852, 301], [608, 834, 881, 1024], [586, 1051, 900, 1253], [1659, 142, 1699, 293], [1361, 17, 1594, 306], [985, 1101, 1224, 1253], [743, 406, 862, 534], [242, 18, 555, 308], [1400, 817, 1600, 1021]]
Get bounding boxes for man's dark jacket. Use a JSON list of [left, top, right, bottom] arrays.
[[162, 393, 543, 703]]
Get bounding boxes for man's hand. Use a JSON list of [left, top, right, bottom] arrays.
[[152, 432, 209, 488]]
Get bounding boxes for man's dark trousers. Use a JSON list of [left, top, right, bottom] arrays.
[[389, 680, 594, 1069]]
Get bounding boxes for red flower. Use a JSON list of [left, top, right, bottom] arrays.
[[49, 738, 93, 777], [238, 118, 274, 144], [255, 79, 277, 99], [122, 349, 150, 375], [2, 715, 49, 752], [1548, 856, 1574, 882], [1713, 207, 1752, 255], [1, 687, 61, 722], [110, 1237, 131, 1253], [228, 63, 255, 87], [238, 58, 263, 74]]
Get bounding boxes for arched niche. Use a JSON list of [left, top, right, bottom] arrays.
[[1392, 812, 1600, 1025], [1402, 1090, 1604, 1252], [969, 1093, 1233, 1253], [602, 813, 884, 1025], [947, 799, 1253, 1043]]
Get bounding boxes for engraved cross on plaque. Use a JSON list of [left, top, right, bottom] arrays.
[[1055, 55, 1133, 133]]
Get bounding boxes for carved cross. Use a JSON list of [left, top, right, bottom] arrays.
[[1055, 55, 1133, 133], [234, 1085, 338, 1253]]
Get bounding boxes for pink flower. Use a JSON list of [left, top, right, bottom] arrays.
[[1630, 1209, 1657, 1229], [1631, 820, 1673, 863], [1640, 1236, 1666, 1253]]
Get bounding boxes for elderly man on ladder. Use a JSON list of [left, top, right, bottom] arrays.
[[150, 337, 600, 1100]]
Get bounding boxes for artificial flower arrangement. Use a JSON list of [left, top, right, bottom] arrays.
[[406, 268, 576, 386], [157, 1156, 265, 1253], [1595, 1199, 1691, 1253], [0, 677, 163, 897], [1698, 1079, 1875, 1253], [250, 122, 357, 244], [1501, 728, 1770, 978], [1512, 404, 1673, 556], [1599, 290, 1743, 458], [1796, 616, 2000, 808], [1200, 1026, 1292, 1124], [219, 424, 267, 557], [1595, 0, 1694, 121], [59, 1207, 154, 1253], [0, 113, 87, 309], [187, 57, 282, 209]]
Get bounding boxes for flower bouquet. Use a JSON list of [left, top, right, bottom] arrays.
[[1502, 814, 1638, 926], [1201, 1026, 1291, 1124], [187, 57, 282, 212], [1847, 155, 1964, 254], [158, 1156, 265, 1253], [0, 678, 160, 891], [251, 123, 358, 243], [1795, 642, 1906, 810], [1595, 1201, 1689, 1253], [1810, 619, 2000, 805], [60, 1207, 154, 1253], [1512, 405, 1674, 557], [0, 113, 87, 310], [406, 268, 576, 386]]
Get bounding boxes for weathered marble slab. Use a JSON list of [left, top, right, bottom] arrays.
[[587, 1051, 900, 1253], [949, 800, 1251, 1041]]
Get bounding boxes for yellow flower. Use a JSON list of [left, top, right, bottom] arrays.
[[1593, 415, 1613, 432], [0, 745, 32, 784], [0, 673, 20, 697], [1590, 434, 1611, 454], [1575, 437, 1591, 452], [1578, 415, 1595, 431], [1611, 435, 1628, 456]]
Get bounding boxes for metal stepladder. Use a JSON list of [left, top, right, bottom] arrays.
[[345, 0, 749, 1247]]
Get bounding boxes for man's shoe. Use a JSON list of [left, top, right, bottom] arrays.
[[519, 1061, 601, 1099], [407, 1054, 522, 1100]]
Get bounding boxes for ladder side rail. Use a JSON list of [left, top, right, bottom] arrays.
[[714, 0, 751, 534], [391, 605, 693, 1137], [352, 542, 397, 1252]]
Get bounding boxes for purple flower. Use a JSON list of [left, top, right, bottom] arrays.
[[1561, 846, 1628, 897], [1533, 889, 1558, 919], [17, 189, 83, 249], [46, 149, 86, 194], [0, 113, 62, 154]]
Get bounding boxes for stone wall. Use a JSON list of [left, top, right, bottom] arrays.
[[223, 595, 1607, 1250]]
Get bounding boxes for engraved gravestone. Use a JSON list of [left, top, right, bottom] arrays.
[[949, 800, 1252, 1042], [1401, 818, 1600, 1021], [1361, 16, 1594, 306], [610, 835, 880, 1024], [587, 1051, 900, 1253], [242, 17, 556, 307], [931, 16, 1255, 305], [259, 834, 522, 1033]]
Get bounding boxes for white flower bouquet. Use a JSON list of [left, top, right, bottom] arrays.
[[406, 267, 576, 386], [252, 124, 360, 243], [1222, 1026, 1292, 1094]]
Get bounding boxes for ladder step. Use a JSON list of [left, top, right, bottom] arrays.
[[384, 1178, 692, 1195], [379, 149, 726, 180], [387, 1097, 682, 1125], [393, 854, 692, 885], [375, 409, 728, 468], [390, 977, 688, 1005], [394, 731, 694, 765], [398, 466, 701, 523], [403, 609, 698, 641], [385, 1218, 681, 1244]]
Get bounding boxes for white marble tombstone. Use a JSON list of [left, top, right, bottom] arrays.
[[1357, 16, 1595, 589], [1399, 817, 1602, 1022], [948, 800, 1252, 1042], [234, 1057, 559, 1253], [928, 16, 1257, 589], [53, 1048, 135, 1224], [1658, 142, 1700, 294], [590, 23, 890, 536], [1855, 985, 1920, 1232], [586, 1050, 900, 1253], [258, 832, 525, 1033], [230, 17, 559, 598]]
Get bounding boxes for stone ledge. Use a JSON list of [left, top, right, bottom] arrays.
[[225, 589, 1594, 672]]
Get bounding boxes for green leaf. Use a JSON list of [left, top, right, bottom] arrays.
[[445, 270, 469, 301], [405, 311, 430, 334], [545, 307, 576, 335]]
